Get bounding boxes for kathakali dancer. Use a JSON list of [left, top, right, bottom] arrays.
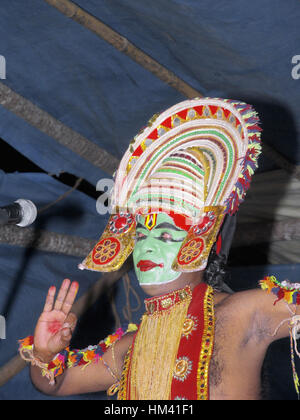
[[19, 98, 300, 400]]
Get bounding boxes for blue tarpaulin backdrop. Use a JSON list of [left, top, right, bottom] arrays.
[[0, 0, 300, 399]]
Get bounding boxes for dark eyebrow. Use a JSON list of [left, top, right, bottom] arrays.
[[136, 222, 147, 230], [136, 221, 184, 232], [154, 222, 184, 232]]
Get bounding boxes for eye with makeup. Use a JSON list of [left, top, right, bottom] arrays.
[[135, 231, 147, 242], [155, 231, 185, 243]]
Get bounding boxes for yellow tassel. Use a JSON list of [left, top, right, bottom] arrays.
[[129, 292, 192, 400], [107, 382, 120, 396]]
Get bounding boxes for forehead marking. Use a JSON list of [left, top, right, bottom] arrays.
[[145, 213, 157, 230]]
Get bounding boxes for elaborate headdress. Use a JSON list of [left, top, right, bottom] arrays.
[[79, 98, 261, 274]]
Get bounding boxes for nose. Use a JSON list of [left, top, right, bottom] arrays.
[[138, 235, 160, 254]]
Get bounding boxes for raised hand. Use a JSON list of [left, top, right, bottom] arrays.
[[33, 279, 79, 362]]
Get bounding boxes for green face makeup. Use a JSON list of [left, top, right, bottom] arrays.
[[133, 213, 187, 286]]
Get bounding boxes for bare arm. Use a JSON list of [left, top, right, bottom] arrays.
[[257, 286, 300, 342], [49, 333, 134, 396], [31, 332, 134, 396], [29, 280, 133, 396], [229, 287, 299, 345]]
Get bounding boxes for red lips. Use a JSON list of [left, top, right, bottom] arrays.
[[137, 260, 164, 272]]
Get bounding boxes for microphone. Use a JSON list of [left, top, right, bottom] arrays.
[[0, 199, 37, 227]]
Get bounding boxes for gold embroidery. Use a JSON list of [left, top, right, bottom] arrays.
[[161, 298, 172, 309], [81, 214, 135, 272], [118, 285, 215, 400], [148, 302, 156, 315], [182, 318, 195, 337], [172, 206, 225, 272], [174, 359, 188, 376], [197, 286, 214, 400], [145, 287, 192, 315], [117, 345, 132, 400], [173, 356, 192, 382], [129, 288, 192, 400], [179, 290, 188, 300]]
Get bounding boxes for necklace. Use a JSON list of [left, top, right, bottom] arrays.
[[118, 282, 215, 400]]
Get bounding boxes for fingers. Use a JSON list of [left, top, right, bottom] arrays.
[[60, 312, 77, 344], [62, 312, 77, 332], [45, 279, 79, 315], [61, 281, 79, 315], [54, 278, 71, 311], [43, 286, 56, 312]]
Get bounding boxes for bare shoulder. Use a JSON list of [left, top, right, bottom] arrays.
[[215, 287, 293, 342], [213, 289, 264, 329], [216, 287, 278, 311]]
